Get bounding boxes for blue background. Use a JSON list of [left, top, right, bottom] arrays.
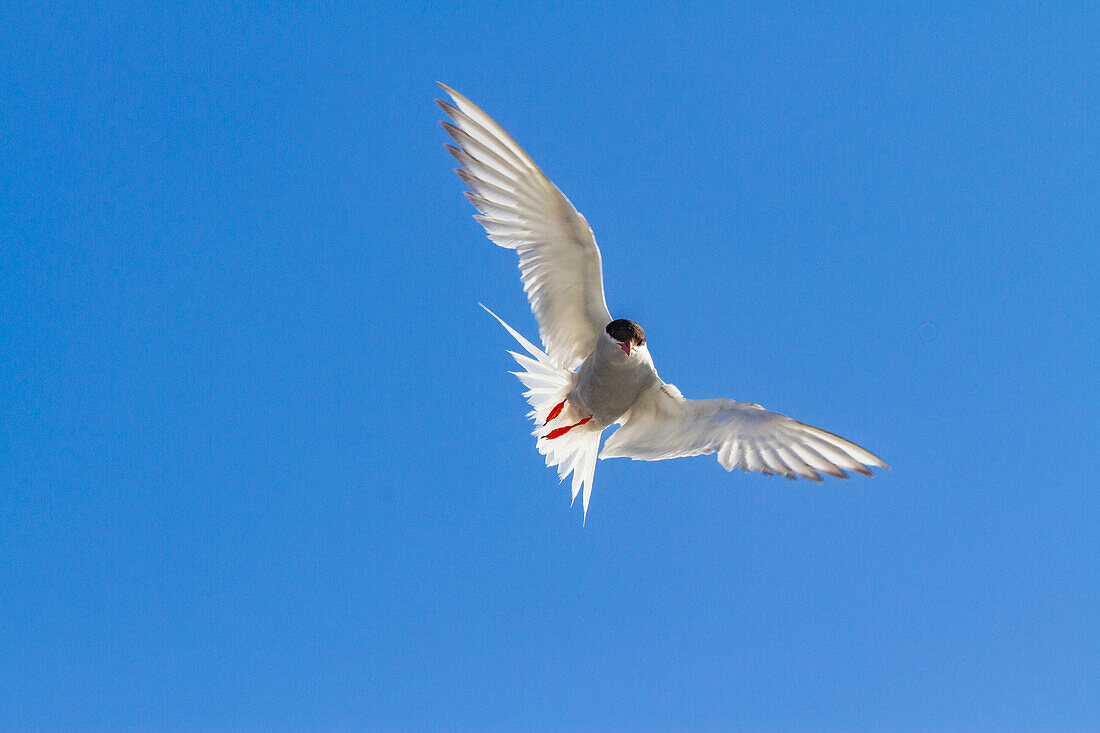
[[3, 2, 1098, 730]]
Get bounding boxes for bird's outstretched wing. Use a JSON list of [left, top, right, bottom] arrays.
[[437, 84, 613, 370], [601, 381, 888, 480]]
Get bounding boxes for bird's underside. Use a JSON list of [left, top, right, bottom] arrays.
[[438, 83, 887, 521]]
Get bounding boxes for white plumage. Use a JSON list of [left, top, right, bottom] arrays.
[[438, 84, 611, 371], [439, 84, 887, 521]]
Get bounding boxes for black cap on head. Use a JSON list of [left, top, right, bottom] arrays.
[[605, 319, 646, 346]]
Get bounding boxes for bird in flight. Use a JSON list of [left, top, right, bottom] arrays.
[[437, 83, 887, 521]]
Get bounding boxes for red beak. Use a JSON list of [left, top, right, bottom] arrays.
[[619, 341, 632, 356]]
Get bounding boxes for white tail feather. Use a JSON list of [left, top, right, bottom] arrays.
[[480, 304, 602, 522]]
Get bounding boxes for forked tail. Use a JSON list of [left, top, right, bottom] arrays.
[[480, 304, 601, 522]]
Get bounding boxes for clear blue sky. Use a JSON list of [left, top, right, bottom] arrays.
[[3, 2, 1098, 730]]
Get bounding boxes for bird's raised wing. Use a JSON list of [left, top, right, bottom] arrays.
[[601, 381, 888, 480], [437, 84, 613, 370]]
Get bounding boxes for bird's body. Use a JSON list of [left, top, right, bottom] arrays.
[[571, 328, 658, 429], [438, 83, 887, 521]]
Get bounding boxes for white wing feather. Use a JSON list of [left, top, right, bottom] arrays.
[[437, 84, 613, 370], [601, 382, 888, 480]]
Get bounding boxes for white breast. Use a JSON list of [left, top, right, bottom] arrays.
[[569, 338, 659, 427]]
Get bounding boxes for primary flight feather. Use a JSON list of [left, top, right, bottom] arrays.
[[437, 83, 887, 521]]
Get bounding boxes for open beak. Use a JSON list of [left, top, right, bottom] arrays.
[[619, 341, 632, 356]]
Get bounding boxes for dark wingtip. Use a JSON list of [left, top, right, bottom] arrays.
[[436, 98, 459, 117]]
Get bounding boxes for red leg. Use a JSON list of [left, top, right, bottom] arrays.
[[544, 398, 567, 425], [545, 416, 592, 440]]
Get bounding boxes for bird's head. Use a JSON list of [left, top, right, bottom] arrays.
[[605, 319, 646, 359]]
